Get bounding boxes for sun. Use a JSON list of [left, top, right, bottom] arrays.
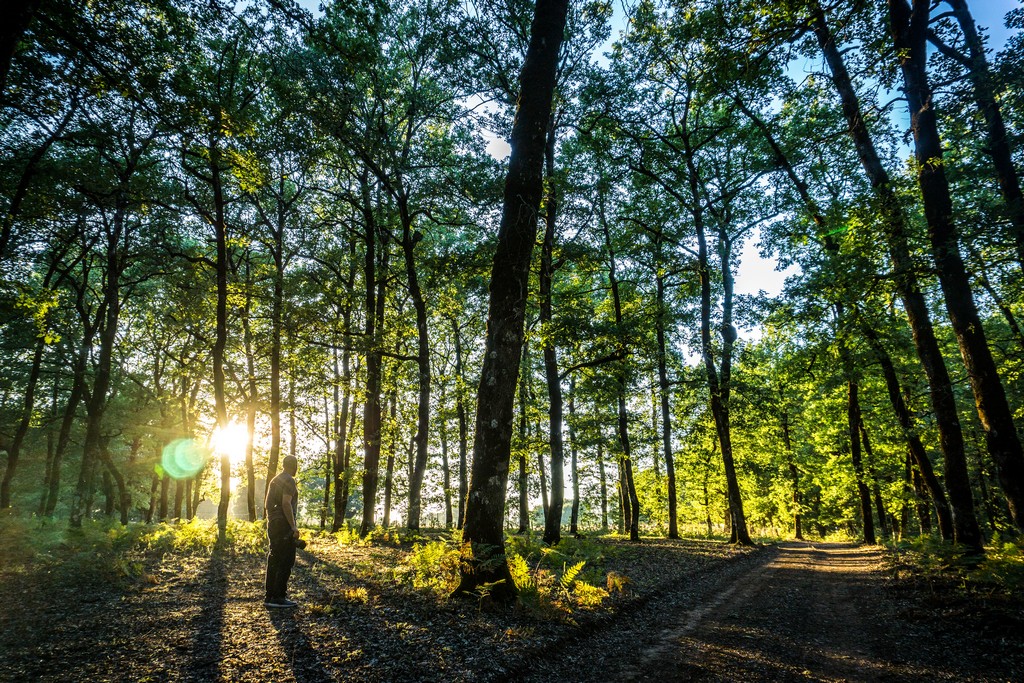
[[209, 421, 250, 468]]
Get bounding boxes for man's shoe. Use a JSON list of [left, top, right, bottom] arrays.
[[265, 597, 298, 608]]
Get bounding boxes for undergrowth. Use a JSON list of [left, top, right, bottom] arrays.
[[887, 535, 1024, 598], [396, 529, 616, 618], [0, 514, 271, 583]]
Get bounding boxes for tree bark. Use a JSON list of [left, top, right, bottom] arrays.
[[685, 153, 750, 545], [599, 190, 640, 542], [781, 408, 803, 540], [452, 318, 469, 530], [655, 254, 679, 539], [862, 324, 954, 540], [859, 422, 890, 540], [598, 439, 608, 532], [383, 391, 397, 528], [456, 0, 569, 600], [517, 342, 531, 534], [211, 146, 231, 543], [360, 171, 388, 536], [890, 0, 1024, 535], [439, 384, 453, 529], [402, 202, 432, 531], [0, 0, 39, 97], [568, 377, 581, 536], [0, 335, 45, 508], [811, 0, 982, 550], [943, 0, 1024, 270], [540, 117, 565, 545], [848, 381, 877, 544]]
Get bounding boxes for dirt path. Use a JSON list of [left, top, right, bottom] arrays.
[[3, 538, 1021, 681], [608, 542, 1018, 682]]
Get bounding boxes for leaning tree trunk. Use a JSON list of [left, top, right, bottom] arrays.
[[455, 0, 569, 601], [890, 0, 1024, 535], [848, 381, 877, 545], [862, 325, 954, 540], [943, 0, 1024, 270], [0, 335, 45, 508], [0, 0, 38, 97], [811, 0, 982, 551]]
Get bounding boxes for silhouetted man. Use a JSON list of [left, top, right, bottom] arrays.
[[264, 455, 300, 608]]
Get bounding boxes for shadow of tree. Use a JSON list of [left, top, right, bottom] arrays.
[[184, 549, 228, 681]]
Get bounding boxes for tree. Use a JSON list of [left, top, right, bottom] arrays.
[[456, 0, 568, 601]]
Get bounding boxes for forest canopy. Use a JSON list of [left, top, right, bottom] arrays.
[[2, 0, 1024, 573]]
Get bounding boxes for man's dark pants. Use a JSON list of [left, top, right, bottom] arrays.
[[265, 518, 296, 601]]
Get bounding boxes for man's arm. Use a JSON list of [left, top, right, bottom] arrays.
[[281, 493, 299, 539]]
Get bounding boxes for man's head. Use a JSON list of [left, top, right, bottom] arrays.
[[283, 455, 298, 476]]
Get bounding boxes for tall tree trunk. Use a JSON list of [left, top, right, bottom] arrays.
[[340, 370, 358, 526], [456, 0, 568, 600], [848, 381, 877, 544], [45, 342, 87, 516], [360, 172, 387, 537], [332, 341, 351, 531], [440, 385, 453, 529], [599, 190, 640, 541], [598, 439, 608, 532], [568, 377, 581, 536], [242, 278, 258, 522], [1, 336, 45, 508], [211, 152, 231, 543], [859, 422, 890, 540], [781, 408, 803, 540], [452, 318, 469, 530], [890, 0, 1024, 535], [517, 342, 531, 534], [100, 436, 129, 525], [684, 151, 750, 545], [402, 203, 432, 532], [655, 260, 679, 539], [811, 1, 982, 551], [383, 391, 397, 528], [540, 117, 565, 545], [70, 201, 126, 527]]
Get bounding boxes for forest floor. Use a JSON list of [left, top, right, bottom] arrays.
[[1, 530, 1022, 682]]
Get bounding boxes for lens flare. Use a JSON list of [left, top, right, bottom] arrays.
[[160, 438, 210, 479]]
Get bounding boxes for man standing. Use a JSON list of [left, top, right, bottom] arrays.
[[264, 455, 300, 608]]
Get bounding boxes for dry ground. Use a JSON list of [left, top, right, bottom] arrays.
[[1, 536, 1022, 682]]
